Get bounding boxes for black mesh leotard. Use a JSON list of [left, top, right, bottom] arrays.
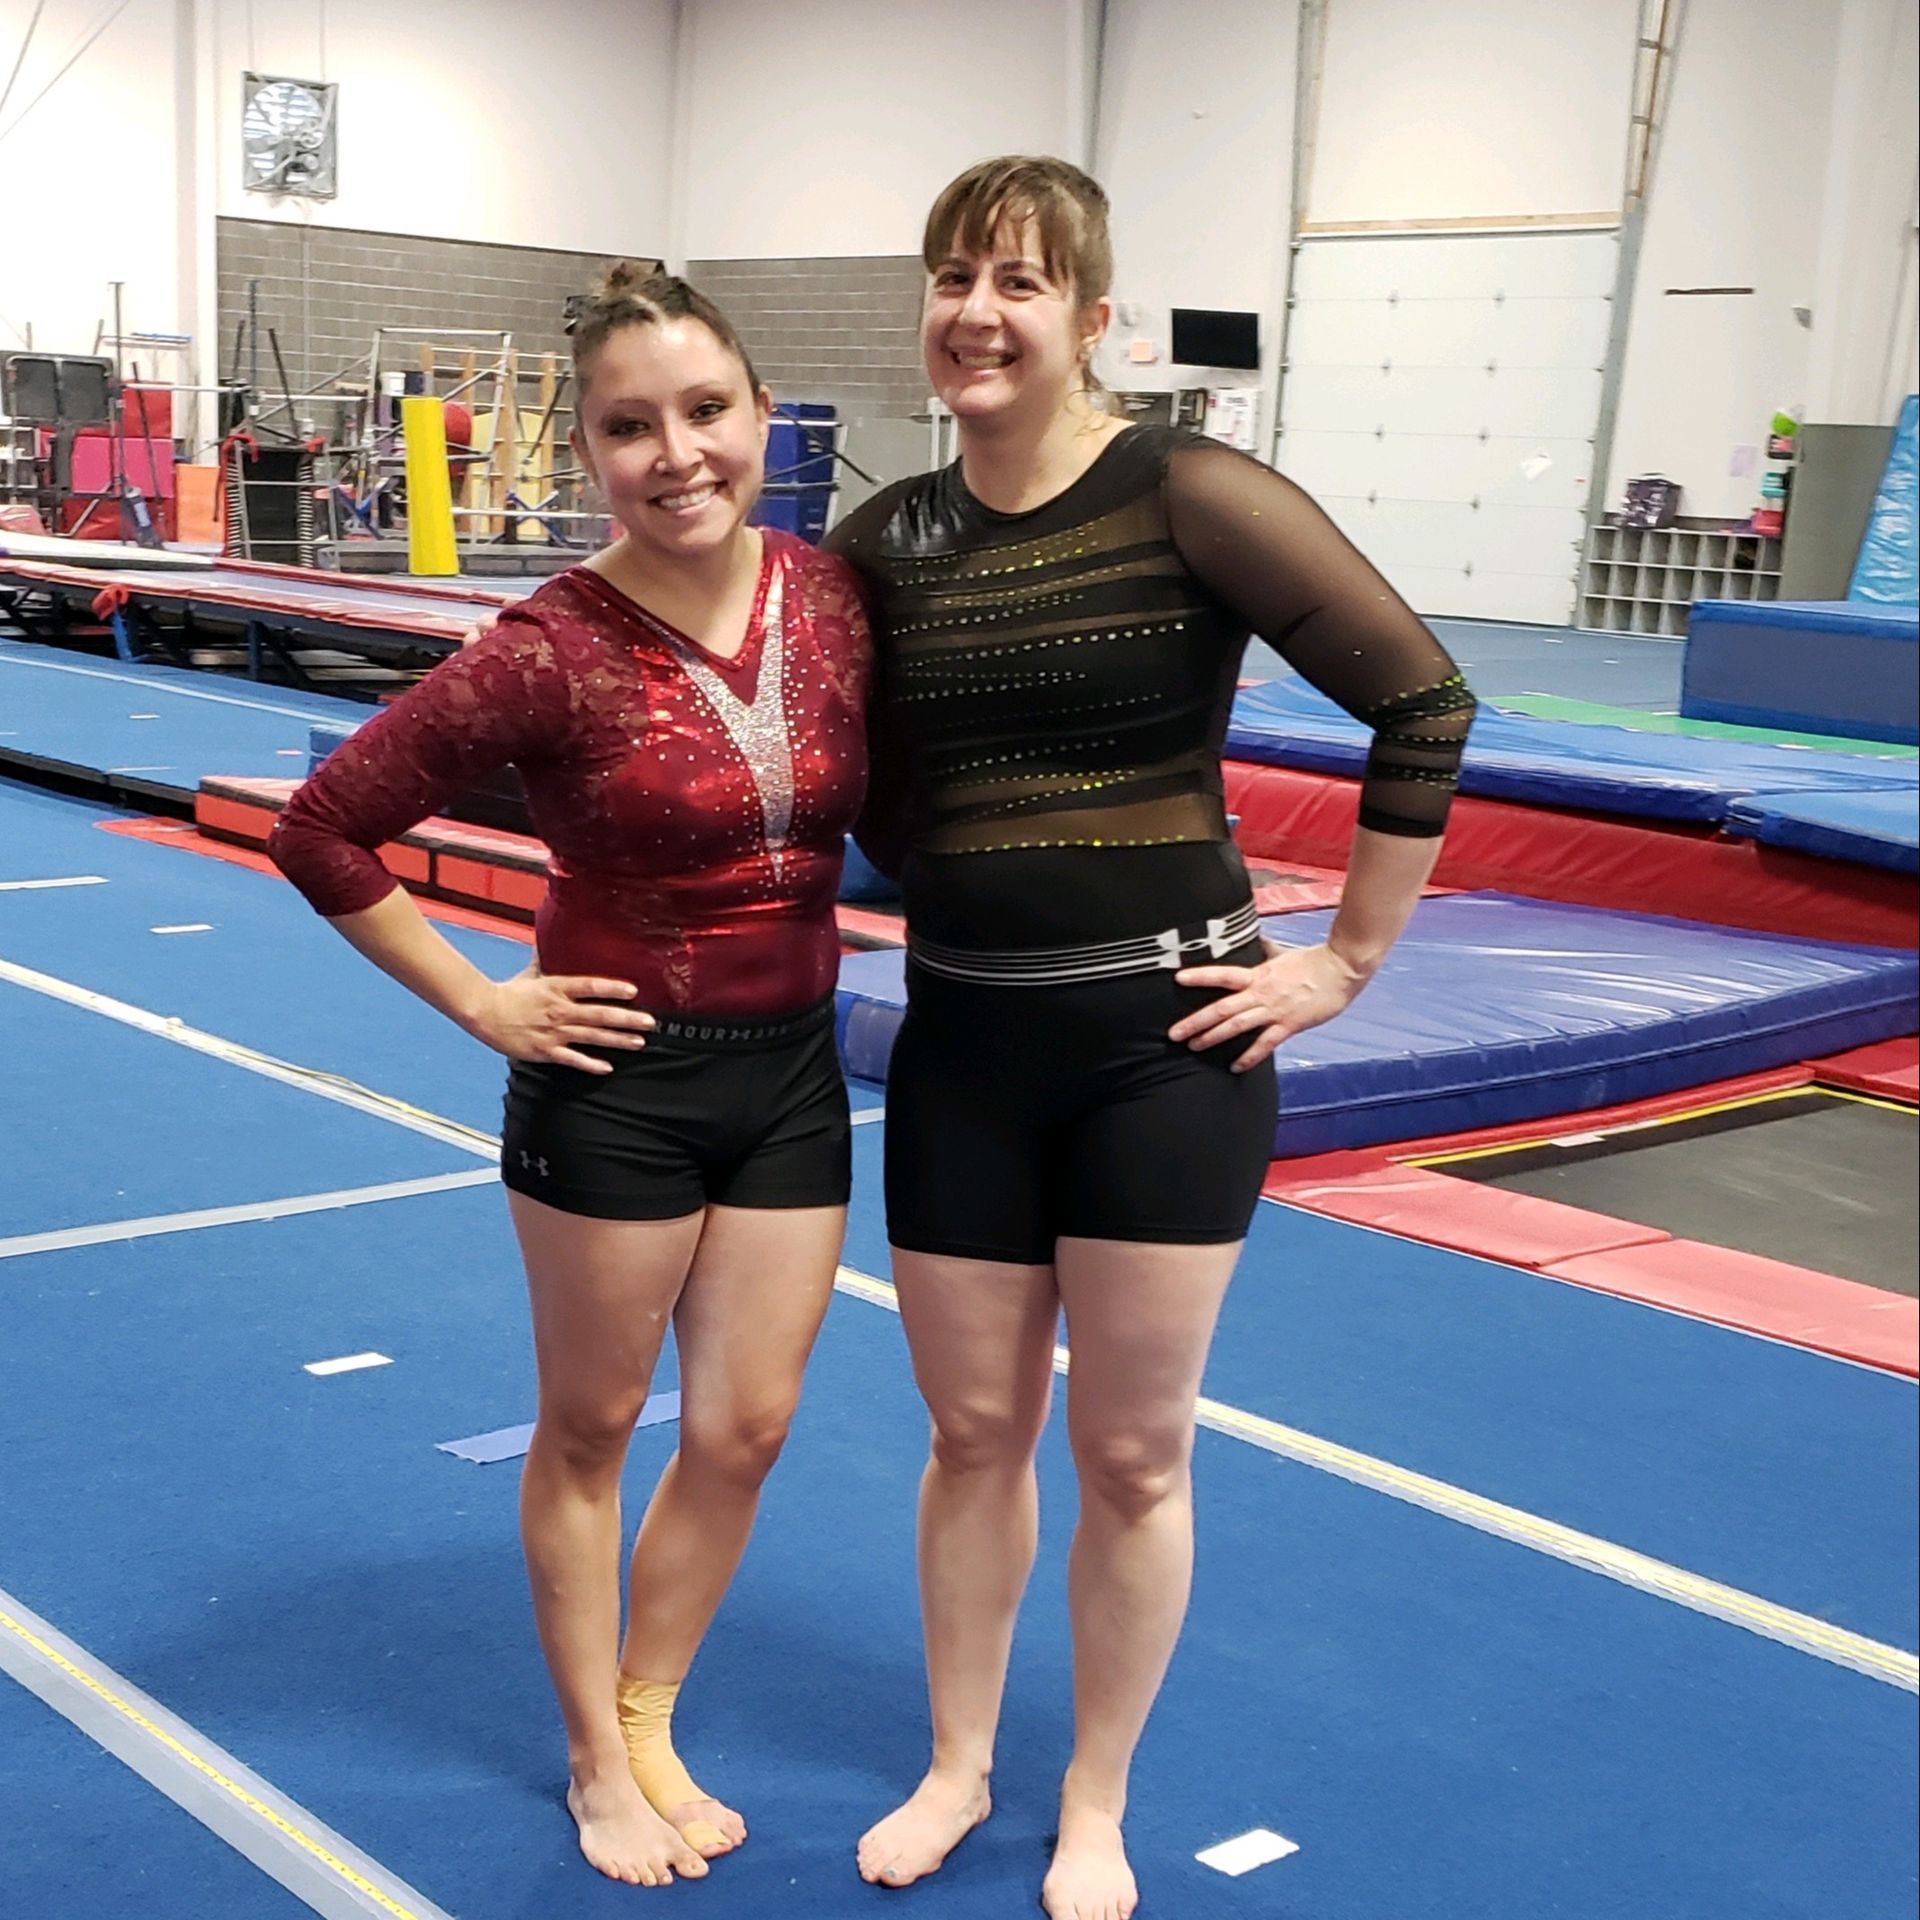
[[827, 425, 1474, 1262]]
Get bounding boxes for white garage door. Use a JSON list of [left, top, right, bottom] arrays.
[[1276, 230, 1618, 626]]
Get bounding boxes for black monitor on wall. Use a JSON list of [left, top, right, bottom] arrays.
[[1170, 308, 1259, 370]]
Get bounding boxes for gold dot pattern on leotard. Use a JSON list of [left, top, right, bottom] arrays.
[[842, 430, 1474, 861]]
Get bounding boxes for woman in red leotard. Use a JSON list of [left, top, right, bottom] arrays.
[[269, 265, 869, 1890]]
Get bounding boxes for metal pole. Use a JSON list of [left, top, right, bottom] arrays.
[[1582, 0, 1686, 571], [109, 280, 125, 501], [1266, 0, 1328, 468]]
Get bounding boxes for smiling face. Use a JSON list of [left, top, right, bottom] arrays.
[[572, 317, 771, 567], [921, 217, 1111, 428]]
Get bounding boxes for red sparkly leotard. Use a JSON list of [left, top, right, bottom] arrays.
[[268, 530, 870, 1016]]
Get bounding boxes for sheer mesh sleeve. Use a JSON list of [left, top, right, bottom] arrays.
[[1165, 439, 1476, 835], [267, 610, 575, 916], [824, 498, 912, 876]]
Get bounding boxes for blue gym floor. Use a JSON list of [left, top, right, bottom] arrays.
[[3, 762, 1915, 1919], [1250, 616, 1685, 709]]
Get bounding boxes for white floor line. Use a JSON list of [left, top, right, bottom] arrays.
[[0, 1170, 498, 1263], [830, 1263, 1920, 1695], [0, 1586, 454, 1920], [0, 876, 109, 892], [0, 955, 498, 1160], [8, 951, 1915, 1695], [0, 648, 333, 724]]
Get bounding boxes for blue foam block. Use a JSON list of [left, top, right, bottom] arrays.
[[308, 720, 356, 773], [1226, 674, 1917, 819], [1682, 599, 1920, 745], [1851, 393, 1917, 605], [1723, 787, 1920, 876], [835, 898, 1919, 1155]]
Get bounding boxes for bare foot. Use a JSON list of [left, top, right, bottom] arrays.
[[653, 1786, 747, 1858], [857, 1768, 992, 1887], [566, 1767, 711, 1887], [1041, 1802, 1137, 1920]]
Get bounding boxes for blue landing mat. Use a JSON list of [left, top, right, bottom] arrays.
[[1682, 598, 1920, 746], [835, 894, 1920, 1155], [1851, 392, 1917, 604], [1724, 785, 1920, 876], [0, 638, 372, 802], [1226, 674, 1918, 823]]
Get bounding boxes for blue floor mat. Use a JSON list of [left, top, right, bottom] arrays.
[[2, 1195, 1913, 1920], [0, 1680, 318, 1920], [0, 638, 372, 803], [836, 894, 1920, 1154], [1725, 784, 1920, 875], [0, 988, 483, 1236], [1228, 672, 1918, 822], [1247, 622, 1686, 712], [842, 1124, 1917, 1647], [0, 779, 529, 1139]]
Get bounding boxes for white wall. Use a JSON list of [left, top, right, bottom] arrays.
[[1805, 0, 1920, 423], [1309, 0, 1639, 224], [678, 0, 1079, 260], [0, 0, 192, 357], [1607, 0, 1839, 520], [1090, 0, 1296, 407], [212, 0, 675, 253]]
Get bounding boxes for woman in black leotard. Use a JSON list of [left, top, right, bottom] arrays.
[[828, 157, 1474, 1920]]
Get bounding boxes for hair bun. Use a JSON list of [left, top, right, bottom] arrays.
[[597, 258, 647, 302]]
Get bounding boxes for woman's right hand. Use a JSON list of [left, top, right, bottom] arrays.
[[464, 965, 655, 1073], [458, 612, 501, 650]]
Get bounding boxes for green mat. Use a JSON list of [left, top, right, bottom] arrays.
[[1490, 693, 1919, 759]]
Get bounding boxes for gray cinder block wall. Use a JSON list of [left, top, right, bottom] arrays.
[[215, 226, 937, 501], [216, 219, 646, 420], [686, 256, 927, 416]]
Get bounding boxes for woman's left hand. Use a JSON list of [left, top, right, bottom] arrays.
[[1170, 939, 1371, 1072]]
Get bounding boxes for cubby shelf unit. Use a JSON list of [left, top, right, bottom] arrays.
[[1581, 521, 1782, 636]]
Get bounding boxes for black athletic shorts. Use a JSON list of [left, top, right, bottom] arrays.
[[883, 942, 1278, 1264], [500, 996, 850, 1219]]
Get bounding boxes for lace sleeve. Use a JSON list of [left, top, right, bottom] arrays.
[[1165, 439, 1476, 835], [268, 611, 574, 916]]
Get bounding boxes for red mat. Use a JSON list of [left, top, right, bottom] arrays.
[[1812, 1037, 1920, 1103], [1545, 1241, 1918, 1379], [1225, 760, 1918, 948], [1262, 1066, 1919, 1377]]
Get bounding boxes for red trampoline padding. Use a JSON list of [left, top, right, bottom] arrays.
[[434, 853, 543, 916], [1261, 1159, 1669, 1267], [1545, 1242, 1919, 1378], [424, 819, 546, 870], [1812, 1037, 1920, 1103], [99, 818, 533, 944], [1223, 761, 1918, 948], [835, 904, 906, 948], [194, 778, 432, 882], [195, 776, 295, 846]]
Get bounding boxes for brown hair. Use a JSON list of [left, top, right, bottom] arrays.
[[568, 261, 763, 403], [921, 155, 1114, 305]]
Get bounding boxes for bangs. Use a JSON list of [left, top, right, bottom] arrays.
[[921, 157, 1111, 298]]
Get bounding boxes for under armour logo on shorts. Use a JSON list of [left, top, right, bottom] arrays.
[[519, 1150, 549, 1179]]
